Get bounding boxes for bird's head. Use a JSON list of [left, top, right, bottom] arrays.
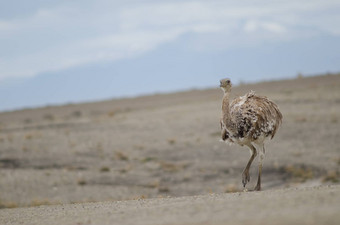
[[220, 78, 232, 93]]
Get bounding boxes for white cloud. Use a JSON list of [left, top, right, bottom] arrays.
[[0, 28, 186, 79], [244, 20, 286, 33], [0, 0, 339, 80]]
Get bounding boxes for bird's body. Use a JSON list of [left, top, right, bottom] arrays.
[[221, 91, 282, 146], [220, 78, 282, 191]]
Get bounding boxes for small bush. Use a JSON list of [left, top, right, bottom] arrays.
[[225, 184, 240, 193], [72, 111, 82, 117], [0, 200, 18, 209], [167, 139, 176, 145], [322, 171, 339, 183], [43, 114, 55, 121], [100, 167, 110, 172], [77, 179, 87, 186], [284, 165, 314, 182], [115, 151, 129, 161]]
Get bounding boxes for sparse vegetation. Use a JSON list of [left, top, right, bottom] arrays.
[[115, 151, 129, 161], [141, 157, 157, 163], [322, 171, 339, 183], [43, 113, 55, 121], [158, 186, 170, 193], [330, 114, 338, 123], [108, 111, 115, 117], [77, 179, 87, 186], [225, 184, 240, 193], [132, 195, 147, 200], [145, 181, 160, 189], [25, 133, 34, 140], [0, 73, 339, 209], [30, 199, 55, 207], [283, 165, 314, 182], [24, 118, 32, 123], [100, 166, 110, 172], [71, 110, 82, 117], [160, 161, 188, 173], [0, 200, 18, 209], [167, 138, 176, 145]]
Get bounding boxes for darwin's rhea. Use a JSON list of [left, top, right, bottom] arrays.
[[220, 78, 282, 191]]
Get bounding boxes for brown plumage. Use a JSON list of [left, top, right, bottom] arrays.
[[220, 78, 282, 191]]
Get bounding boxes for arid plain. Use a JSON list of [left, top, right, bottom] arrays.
[[0, 74, 339, 224]]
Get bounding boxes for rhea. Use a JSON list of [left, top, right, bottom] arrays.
[[220, 78, 282, 191]]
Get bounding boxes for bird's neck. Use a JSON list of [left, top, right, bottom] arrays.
[[222, 92, 231, 120]]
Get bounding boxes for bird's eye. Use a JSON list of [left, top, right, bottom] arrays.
[[226, 80, 230, 84]]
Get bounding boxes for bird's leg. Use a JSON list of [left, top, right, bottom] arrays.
[[254, 145, 265, 191], [242, 144, 257, 189]]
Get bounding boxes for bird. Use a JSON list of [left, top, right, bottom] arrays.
[[219, 78, 282, 191]]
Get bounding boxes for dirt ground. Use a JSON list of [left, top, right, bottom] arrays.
[[0, 74, 339, 210], [1, 185, 339, 225]]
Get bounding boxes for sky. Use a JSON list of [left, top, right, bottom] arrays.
[[0, 0, 340, 111]]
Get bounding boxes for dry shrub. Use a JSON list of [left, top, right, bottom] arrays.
[[71, 111, 82, 117], [322, 171, 339, 183], [108, 111, 115, 117], [284, 165, 314, 182], [160, 161, 188, 172], [25, 134, 34, 140], [30, 199, 54, 207], [145, 181, 160, 189], [43, 113, 55, 121], [24, 118, 32, 123], [0, 200, 18, 209], [167, 138, 176, 145], [77, 178, 87, 186], [330, 115, 338, 123], [132, 195, 147, 200], [158, 186, 170, 193], [141, 157, 157, 163], [115, 151, 129, 161], [100, 166, 110, 172], [225, 184, 240, 193], [118, 165, 132, 173]]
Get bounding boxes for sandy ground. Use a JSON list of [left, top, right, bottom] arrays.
[[1, 185, 339, 225], [0, 74, 339, 223]]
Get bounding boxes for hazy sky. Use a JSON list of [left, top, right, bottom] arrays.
[[1, 0, 340, 111]]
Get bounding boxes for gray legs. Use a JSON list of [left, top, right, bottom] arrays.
[[242, 143, 265, 191], [242, 144, 257, 188], [254, 145, 265, 191]]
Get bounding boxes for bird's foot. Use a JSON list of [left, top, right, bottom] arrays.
[[242, 170, 250, 187], [254, 184, 261, 191]]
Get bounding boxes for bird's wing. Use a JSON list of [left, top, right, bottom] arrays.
[[233, 92, 282, 139]]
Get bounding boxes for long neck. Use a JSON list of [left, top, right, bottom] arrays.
[[222, 91, 236, 132], [222, 92, 231, 120]]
